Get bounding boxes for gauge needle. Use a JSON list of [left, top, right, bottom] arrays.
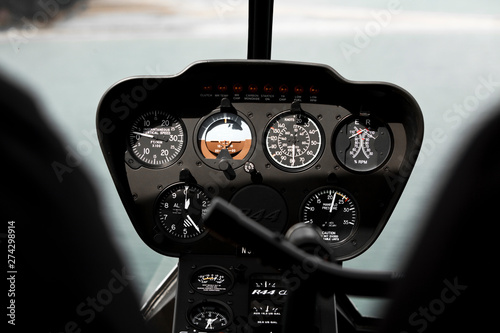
[[206, 318, 216, 330], [133, 131, 169, 142], [362, 128, 376, 139], [349, 127, 375, 140], [329, 192, 337, 213], [348, 127, 364, 139], [185, 215, 200, 233], [184, 187, 191, 209], [133, 131, 154, 138]]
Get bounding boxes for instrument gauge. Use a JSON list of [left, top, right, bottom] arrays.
[[264, 111, 324, 171], [190, 266, 234, 295], [300, 187, 359, 244], [128, 110, 186, 168], [334, 116, 392, 172], [188, 301, 232, 331], [197, 112, 254, 168], [154, 183, 210, 241]]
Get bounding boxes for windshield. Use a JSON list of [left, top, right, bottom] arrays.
[[2, 0, 500, 317]]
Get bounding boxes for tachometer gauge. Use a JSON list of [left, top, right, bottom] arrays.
[[188, 301, 232, 331], [190, 266, 234, 295], [334, 116, 392, 172], [154, 183, 210, 240], [264, 111, 323, 171], [300, 187, 359, 244], [128, 110, 186, 168], [197, 112, 254, 168]]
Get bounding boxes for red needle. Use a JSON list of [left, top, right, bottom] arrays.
[[349, 128, 364, 139]]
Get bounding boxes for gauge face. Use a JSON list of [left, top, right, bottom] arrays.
[[128, 110, 186, 167], [188, 301, 232, 331], [197, 112, 254, 163], [250, 300, 283, 328], [154, 183, 210, 240], [264, 111, 323, 171], [334, 116, 392, 172], [300, 187, 359, 244], [249, 276, 287, 330], [190, 266, 234, 295]]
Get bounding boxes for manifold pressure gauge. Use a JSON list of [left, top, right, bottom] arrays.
[[264, 111, 324, 171], [128, 110, 186, 168], [334, 116, 392, 172], [154, 183, 210, 240], [300, 187, 359, 244]]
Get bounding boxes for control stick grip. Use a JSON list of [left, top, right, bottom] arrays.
[[204, 197, 401, 297]]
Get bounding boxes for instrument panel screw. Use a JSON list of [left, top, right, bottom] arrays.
[[157, 185, 163, 190], [153, 233, 164, 243]]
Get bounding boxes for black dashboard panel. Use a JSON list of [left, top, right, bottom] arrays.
[[96, 60, 423, 261]]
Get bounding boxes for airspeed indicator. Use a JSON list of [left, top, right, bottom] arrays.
[[128, 110, 186, 168]]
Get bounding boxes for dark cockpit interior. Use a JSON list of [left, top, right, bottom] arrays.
[[2, 1, 499, 332]]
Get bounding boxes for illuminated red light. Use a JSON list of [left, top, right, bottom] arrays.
[[294, 85, 304, 95], [248, 84, 258, 93], [279, 84, 288, 94], [202, 84, 213, 92], [263, 84, 274, 93], [233, 83, 243, 93], [309, 85, 320, 95], [217, 84, 228, 93]]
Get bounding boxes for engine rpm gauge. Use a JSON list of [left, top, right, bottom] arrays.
[[334, 116, 392, 172], [264, 111, 323, 171], [128, 110, 186, 168], [300, 187, 359, 244], [154, 183, 210, 240]]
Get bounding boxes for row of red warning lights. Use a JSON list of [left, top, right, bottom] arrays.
[[201, 83, 320, 95]]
